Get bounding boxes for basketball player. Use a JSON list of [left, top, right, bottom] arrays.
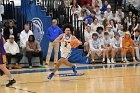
[[101, 32, 116, 64], [48, 24, 81, 79], [0, 28, 16, 87]]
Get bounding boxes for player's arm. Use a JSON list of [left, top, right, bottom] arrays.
[[53, 34, 63, 43]]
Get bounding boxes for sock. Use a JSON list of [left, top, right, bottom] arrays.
[[9, 78, 13, 80], [124, 57, 127, 61], [133, 57, 136, 60], [102, 58, 105, 61], [122, 58, 124, 61], [111, 58, 114, 60]]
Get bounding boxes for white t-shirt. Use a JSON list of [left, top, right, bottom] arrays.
[[111, 37, 122, 48], [84, 31, 93, 42], [89, 39, 101, 50], [104, 11, 112, 18], [91, 23, 101, 32], [20, 30, 33, 48]]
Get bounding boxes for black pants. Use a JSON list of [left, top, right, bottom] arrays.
[[26, 51, 43, 66], [6, 53, 23, 65]]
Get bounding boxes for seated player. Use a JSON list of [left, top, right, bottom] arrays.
[[96, 27, 104, 41], [131, 29, 140, 61], [47, 24, 81, 80], [122, 31, 138, 62], [0, 28, 16, 87], [101, 32, 116, 64], [89, 32, 105, 63], [4, 35, 23, 70], [26, 35, 44, 69], [111, 33, 124, 62], [106, 25, 114, 39], [84, 25, 93, 56]]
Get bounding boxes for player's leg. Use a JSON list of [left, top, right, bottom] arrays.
[[106, 47, 111, 64], [134, 47, 140, 61], [62, 60, 77, 74], [47, 58, 65, 79], [91, 50, 95, 63], [48, 58, 77, 79], [118, 48, 124, 62], [129, 48, 138, 62], [102, 49, 106, 64], [0, 64, 16, 87], [84, 42, 89, 56], [123, 48, 129, 62], [111, 48, 116, 63]]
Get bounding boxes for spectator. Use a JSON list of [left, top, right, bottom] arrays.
[[89, 32, 105, 63], [96, 27, 104, 40], [94, 5, 101, 18], [122, 31, 138, 62], [110, 19, 118, 32], [84, 25, 93, 56], [104, 5, 112, 18], [127, 11, 133, 26], [107, 11, 120, 22], [92, 0, 102, 9], [46, 19, 63, 65], [121, 17, 129, 31], [116, 6, 124, 21], [80, 5, 91, 18], [83, 18, 89, 27], [20, 23, 33, 50], [106, 25, 114, 39], [101, 0, 108, 12], [26, 35, 44, 69], [103, 19, 110, 30], [91, 18, 101, 32], [101, 32, 116, 63], [4, 20, 18, 42], [131, 17, 139, 31], [70, 0, 81, 17], [131, 29, 140, 61], [111, 33, 124, 62], [4, 35, 23, 70], [118, 24, 124, 37], [0, 3, 4, 28], [98, 11, 105, 25], [85, 10, 96, 25]]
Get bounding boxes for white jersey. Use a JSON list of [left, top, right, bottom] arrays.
[[133, 34, 140, 46], [107, 30, 114, 39], [111, 37, 122, 48], [60, 34, 73, 58], [102, 38, 112, 47], [89, 39, 101, 50]]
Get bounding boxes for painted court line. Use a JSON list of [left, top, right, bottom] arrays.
[[10, 63, 140, 74]]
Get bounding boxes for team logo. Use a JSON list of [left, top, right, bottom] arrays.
[[31, 17, 44, 43]]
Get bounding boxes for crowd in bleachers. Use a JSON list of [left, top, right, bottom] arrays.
[[0, 0, 140, 69], [67, 0, 140, 63]]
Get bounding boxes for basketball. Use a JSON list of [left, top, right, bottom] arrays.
[[70, 38, 80, 48]]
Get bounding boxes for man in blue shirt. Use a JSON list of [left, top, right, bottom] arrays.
[[46, 19, 63, 65], [85, 11, 96, 25]]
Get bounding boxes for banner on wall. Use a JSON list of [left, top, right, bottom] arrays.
[[21, 0, 52, 57]]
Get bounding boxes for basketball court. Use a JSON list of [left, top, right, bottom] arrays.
[[0, 62, 140, 93]]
